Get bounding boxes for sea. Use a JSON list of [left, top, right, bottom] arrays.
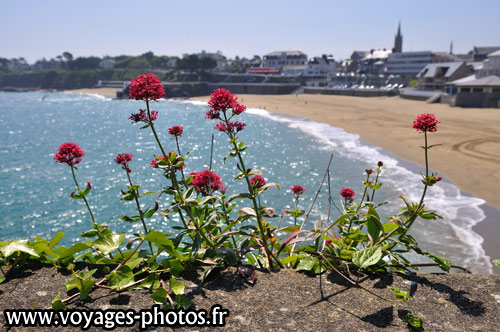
[[0, 92, 492, 273]]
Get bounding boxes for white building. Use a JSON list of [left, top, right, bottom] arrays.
[[475, 50, 500, 78], [100, 58, 115, 69], [305, 55, 336, 76], [263, 51, 307, 68], [385, 51, 458, 77]]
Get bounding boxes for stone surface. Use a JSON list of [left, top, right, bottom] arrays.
[[0, 264, 499, 331]]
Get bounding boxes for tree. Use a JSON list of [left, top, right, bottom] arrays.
[[68, 56, 102, 70], [62, 52, 73, 62]]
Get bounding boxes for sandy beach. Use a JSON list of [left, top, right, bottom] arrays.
[[191, 94, 500, 211], [64, 88, 118, 97]]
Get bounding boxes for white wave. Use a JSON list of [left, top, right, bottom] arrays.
[[245, 107, 491, 274]]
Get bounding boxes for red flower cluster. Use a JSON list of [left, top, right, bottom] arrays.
[[129, 109, 158, 123], [206, 88, 246, 119], [189, 170, 224, 195], [340, 187, 355, 203], [129, 73, 165, 101], [54, 142, 85, 166], [412, 113, 440, 133], [250, 175, 266, 188], [208, 88, 238, 111], [366, 169, 373, 175], [168, 125, 183, 137], [149, 153, 184, 171], [232, 103, 246, 116], [291, 185, 306, 196], [114, 153, 133, 169], [215, 121, 246, 134]]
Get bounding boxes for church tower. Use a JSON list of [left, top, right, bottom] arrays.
[[393, 22, 403, 53]]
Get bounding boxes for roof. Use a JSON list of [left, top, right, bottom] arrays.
[[448, 74, 476, 85], [474, 46, 500, 54], [417, 62, 466, 78], [362, 49, 392, 60], [265, 51, 306, 57], [455, 75, 500, 87], [488, 50, 500, 57]]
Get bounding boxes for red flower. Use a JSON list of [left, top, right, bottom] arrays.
[[340, 187, 355, 203], [168, 125, 183, 137], [215, 121, 246, 134], [250, 175, 266, 188], [232, 103, 246, 116], [114, 153, 133, 172], [366, 169, 373, 175], [291, 185, 306, 196], [208, 88, 238, 112], [129, 73, 165, 101], [189, 170, 224, 195], [129, 109, 158, 123], [205, 109, 220, 120], [412, 113, 440, 133], [378, 161, 383, 167], [150, 153, 184, 171], [54, 142, 85, 166], [435, 176, 442, 182]]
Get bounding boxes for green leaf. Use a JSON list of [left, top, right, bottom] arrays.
[[51, 292, 67, 310], [388, 286, 411, 300], [1, 239, 39, 258], [58, 242, 91, 259], [423, 251, 451, 272], [216, 247, 238, 266], [0, 275, 5, 284], [108, 265, 134, 290], [93, 233, 125, 255], [352, 246, 383, 269], [280, 255, 299, 265], [169, 276, 185, 295], [366, 207, 383, 243], [65, 278, 78, 292], [141, 273, 160, 290], [49, 232, 65, 248], [493, 259, 500, 268], [151, 288, 167, 304], [175, 294, 193, 309], [78, 279, 95, 300], [295, 255, 316, 272], [80, 230, 98, 237], [404, 312, 423, 328]]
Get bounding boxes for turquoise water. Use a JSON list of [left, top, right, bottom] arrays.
[[0, 92, 491, 273]]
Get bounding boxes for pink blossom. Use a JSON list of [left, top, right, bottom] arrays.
[[168, 125, 183, 137], [412, 113, 440, 133], [250, 175, 266, 188], [54, 142, 85, 166], [340, 187, 355, 203], [291, 185, 306, 196], [232, 103, 246, 116], [114, 153, 133, 169], [129, 73, 165, 101], [215, 121, 246, 134], [189, 170, 224, 195], [208, 88, 238, 112], [129, 109, 158, 123]]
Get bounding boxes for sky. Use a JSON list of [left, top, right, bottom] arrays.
[[2, 0, 499, 63]]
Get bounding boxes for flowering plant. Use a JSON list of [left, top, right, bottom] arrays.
[[0, 75, 455, 329]]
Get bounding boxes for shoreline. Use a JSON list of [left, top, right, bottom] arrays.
[[62, 89, 500, 272]]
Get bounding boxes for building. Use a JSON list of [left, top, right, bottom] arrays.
[[393, 22, 403, 53], [99, 58, 115, 69], [455, 75, 500, 108], [305, 55, 336, 76], [359, 49, 392, 75], [263, 51, 307, 68], [196, 50, 227, 71], [385, 51, 458, 77], [470, 46, 500, 62], [475, 50, 500, 78], [417, 62, 473, 91]]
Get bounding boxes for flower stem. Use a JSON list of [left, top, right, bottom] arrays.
[[125, 169, 154, 255], [70, 166, 96, 226]]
